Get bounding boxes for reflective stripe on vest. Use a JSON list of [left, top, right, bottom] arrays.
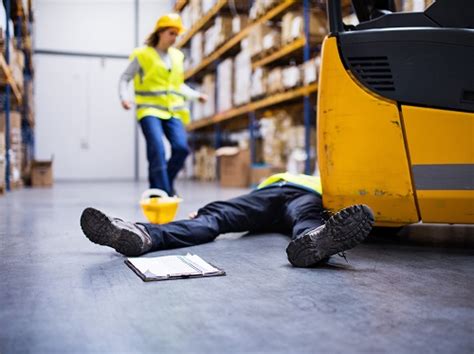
[[136, 103, 186, 111], [257, 173, 323, 195], [134, 90, 186, 98], [131, 46, 190, 124]]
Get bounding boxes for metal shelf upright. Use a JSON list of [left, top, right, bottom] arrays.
[[4, 0, 12, 191]]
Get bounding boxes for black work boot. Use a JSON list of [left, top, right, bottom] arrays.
[[80, 207, 153, 256], [286, 204, 375, 267]]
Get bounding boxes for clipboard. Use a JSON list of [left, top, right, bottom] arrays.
[[125, 253, 226, 282]]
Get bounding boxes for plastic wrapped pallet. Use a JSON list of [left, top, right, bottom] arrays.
[[262, 30, 281, 51], [202, 74, 216, 118], [282, 11, 328, 44], [203, 25, 217, 56], [233, 49, 251, 106], [217, 58, 233, 112], [190, 0, 202, 27], [301, 56, 321, 85], [232, 15, 249, 35], [282, 65, 301, 89], [202, 0, 217, 14], [250, 67, 267, 99], [267, 67, 284, 94], [249, 0, 281, 19], [248, 23, 274, 57], [190, 31, 203, 68], [180, 4, 192, 31], [214, 16, 233, 47]]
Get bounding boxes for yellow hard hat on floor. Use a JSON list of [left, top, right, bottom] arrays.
[[154, 13, 186, 34]]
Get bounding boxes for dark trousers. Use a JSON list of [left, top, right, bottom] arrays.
[[141, 185, 325, 251], [139, 116, 189, 195]]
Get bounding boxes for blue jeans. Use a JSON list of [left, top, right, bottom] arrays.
[[139, 116, 189, 195]]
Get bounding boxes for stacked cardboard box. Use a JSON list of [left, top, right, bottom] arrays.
[[258, 109, 315, 173], [302, 56, 321, 86], [31, 159, 53, 187], [233, 47, 252, 106], [249, 0, 281, 20], [217, 58, 233, 112], [281, 10, 327, 44], [216, 146, 250, 187], [282, 65, 302, 89], [0, 112, 22, 187], [11, 46, 25, 91], [25, 80, 35, 126], [250, 67, 267, 99], [248, 23, 275, 58], [259, 111, 292, 168], [267, 67, 284, 94], [194, 145, 216, 181], [203, 15, 233, 56]]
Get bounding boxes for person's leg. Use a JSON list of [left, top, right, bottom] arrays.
[[161, 117, 189, 195], [281, 192, 326, 239], [139, 116, 171, 193], [80, 186, 293, 256], [141, 186, 297, 251]]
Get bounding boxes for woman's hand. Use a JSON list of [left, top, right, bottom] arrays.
[[121, 100, 132, 110], [198, 94, 208, 103]]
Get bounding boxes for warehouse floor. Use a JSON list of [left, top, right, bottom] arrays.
[[1, 180, 473, 353]]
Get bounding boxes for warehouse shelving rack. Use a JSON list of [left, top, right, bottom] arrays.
[[1, 0, 33, 192], [178, 0, 319, 175]]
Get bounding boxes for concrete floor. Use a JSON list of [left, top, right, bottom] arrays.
[[0, 180, 473, 354]]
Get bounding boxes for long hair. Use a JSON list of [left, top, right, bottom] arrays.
[[145, 27, 169, 47]]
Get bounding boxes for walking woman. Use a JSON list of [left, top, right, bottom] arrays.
[[119, 13, 207, 196]]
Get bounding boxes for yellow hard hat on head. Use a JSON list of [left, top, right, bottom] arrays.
[[154, 13, 186, 34]]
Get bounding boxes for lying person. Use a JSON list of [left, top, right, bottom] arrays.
[[80, 173, 374, 267]]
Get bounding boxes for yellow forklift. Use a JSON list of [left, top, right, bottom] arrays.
[[317, 0, 474, 226]]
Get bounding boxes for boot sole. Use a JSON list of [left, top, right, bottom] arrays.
[[80, 207, 143, 257], [286, 204, 375, 267]]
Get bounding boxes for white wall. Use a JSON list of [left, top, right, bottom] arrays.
[[34, 0, 173, 180]]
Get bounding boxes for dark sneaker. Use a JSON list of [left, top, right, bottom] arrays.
[[80, 207, 153, 256], [286, 204, 375, 267]]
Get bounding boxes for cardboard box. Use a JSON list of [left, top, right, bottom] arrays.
[[0, 111, 21, 132], [216, 147, 250, 188], [31, 159, 53, 187], [250, 165, 273, 186]]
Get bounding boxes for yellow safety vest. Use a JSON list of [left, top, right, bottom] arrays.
[[131, 46, 191, 124], [257, 172, 323, 195]]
